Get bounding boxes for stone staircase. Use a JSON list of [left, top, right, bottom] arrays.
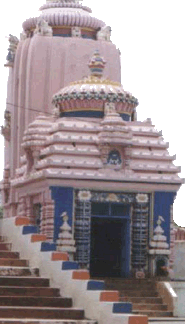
[[105, 278, 173, 318], [0, 237, 96, 324]]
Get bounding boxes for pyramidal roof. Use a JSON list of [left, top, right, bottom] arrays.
[[12, 52, 183, 189]]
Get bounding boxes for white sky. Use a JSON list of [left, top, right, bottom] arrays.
[[0, 0, 184, 226]]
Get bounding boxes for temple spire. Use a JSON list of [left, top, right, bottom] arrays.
[[88, 50, 106, 78]]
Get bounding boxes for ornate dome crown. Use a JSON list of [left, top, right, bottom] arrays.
[[52, 51, 139, 120], [22, 0, 104, 33]]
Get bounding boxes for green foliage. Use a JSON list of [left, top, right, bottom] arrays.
[[0, 207, 3, 219]]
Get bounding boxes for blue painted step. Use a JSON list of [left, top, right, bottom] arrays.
[[41, 242, 57, 252], [61, 261, 79, 270], [113, 302, 132, 313], [87, 280, 105, 290], [22, 226, 38, 235]]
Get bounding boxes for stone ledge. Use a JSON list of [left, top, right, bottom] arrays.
[[31, 234, 47, 243], [72, 270, 90, 280], [128, 315, 148, 324], [51, 252, 69, 261], [100, 291, 119, 302]]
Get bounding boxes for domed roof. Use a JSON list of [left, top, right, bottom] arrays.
[[22, 0, 105, 32], [52, 51, 139, 120]]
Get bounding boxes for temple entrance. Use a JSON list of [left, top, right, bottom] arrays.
[[90, 202, 130, 278]]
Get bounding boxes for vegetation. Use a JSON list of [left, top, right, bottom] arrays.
[[0, 207, 3, 218]]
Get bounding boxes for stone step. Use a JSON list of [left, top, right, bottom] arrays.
[[0, 277, 49, 287], [0, 243, 12, 251], [120, 290, 159, 297], [120, 296, 163, 304], [0, 242, 90, 323], [0, 252, 19, 259], [132, 303, 168, 311], [133, 310, 173, 317], [0, 267, 39, 277], [0, 259, 28, 267], [0, 306, 84, 319], [0, 320, 97, 324], [105, 278, 170, 318], [0, 286, 60, 297], [105, 279, 157, 284], [106, 283, 156, 290], [0, 296, 72, 307]]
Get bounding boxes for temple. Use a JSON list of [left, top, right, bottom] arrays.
[[1, 0, 183, 282]]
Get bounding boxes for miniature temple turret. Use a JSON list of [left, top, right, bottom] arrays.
[[57, 212, 76, 260], [149, 215, 170, 276], [4, 35, 19, 67]]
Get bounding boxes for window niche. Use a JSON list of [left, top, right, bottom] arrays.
[[107, 149, 122, 167]]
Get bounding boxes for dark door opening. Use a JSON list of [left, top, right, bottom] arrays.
[[33, 203, 41, 232], [90, 217, 127, 278], [155, 258, 168, 277]]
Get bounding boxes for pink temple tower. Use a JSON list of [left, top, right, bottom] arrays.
[[4, 0, 121, 182]]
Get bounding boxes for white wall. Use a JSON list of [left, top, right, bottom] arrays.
[[174, 241, 185, 280]]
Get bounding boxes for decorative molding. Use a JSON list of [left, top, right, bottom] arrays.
[[1, 110, 11, 141], [20, 32, 27, 41], [98, 143, 110, 165], [34, 18, 53, 37], [17, 196, 26, 217], [52, 87, 138, 105], [91, 191, 135, 203], [104, 102, 116, 115], [71, 26, 81, 38], [97, 26, 111, 42], [78, 190, 91, 202], [4, 35, 19, 67], [136, 193, 149, 204]]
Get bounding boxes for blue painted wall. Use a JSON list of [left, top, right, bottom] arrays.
[[153, 191, 176, 244], [60, 111, 131, 121], [120, 113, 131, 121], [50, 186, 73, 242], [60, 111, 103, 118]]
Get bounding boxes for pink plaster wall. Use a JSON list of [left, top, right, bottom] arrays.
[[10, 36, 121, 176]]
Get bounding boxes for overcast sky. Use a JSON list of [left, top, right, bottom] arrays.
[[0, 0, 184, 226]]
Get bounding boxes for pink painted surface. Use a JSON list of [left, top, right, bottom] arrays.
[[10, 36, 120, 175]]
